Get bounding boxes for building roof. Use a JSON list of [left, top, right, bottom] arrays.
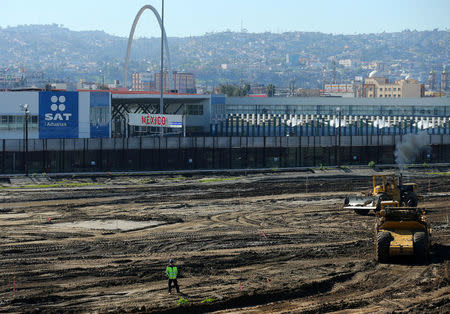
[[111, 91, 210, 104], [225, 96, 450, 107]]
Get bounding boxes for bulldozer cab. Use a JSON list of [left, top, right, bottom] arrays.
[[372, 174, 401, 202], [401, 182, 418, 193], [372, 174, 396, 192]]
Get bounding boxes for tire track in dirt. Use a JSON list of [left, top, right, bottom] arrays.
[[0, 171, 448, 313]]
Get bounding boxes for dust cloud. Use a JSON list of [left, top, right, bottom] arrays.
[[395, 132, 430, 167]]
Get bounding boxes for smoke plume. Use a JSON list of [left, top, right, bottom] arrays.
[[395, 132, 430, 167]]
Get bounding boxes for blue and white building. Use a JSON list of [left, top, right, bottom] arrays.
[[0, 91, 111, 139]]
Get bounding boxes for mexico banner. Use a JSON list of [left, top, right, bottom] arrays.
[[128, 114, 183, 128]]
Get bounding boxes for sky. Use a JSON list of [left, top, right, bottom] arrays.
[[0, 0, 449, 38]]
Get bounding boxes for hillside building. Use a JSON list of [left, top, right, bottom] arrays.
[[362, 72, 424, 98], [132, 71, 196, 94], [324, 84, 355, 97], [154, 72, 196, 94], [131, 72, 155, 91]]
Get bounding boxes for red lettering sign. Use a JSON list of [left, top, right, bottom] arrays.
[[130, 114, 182, 128]]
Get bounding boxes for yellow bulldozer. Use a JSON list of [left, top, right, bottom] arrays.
[[375, 202, 431, 263], [344, 174, 420, 215]]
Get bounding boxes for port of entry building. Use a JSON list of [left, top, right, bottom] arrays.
[[1, 92, 450, 173], [0, 91, 212, 139], [1, 91, 449, 139], [222, 96, 449, 117]]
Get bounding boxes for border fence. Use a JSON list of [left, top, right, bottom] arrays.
[[1, 133, 449, 174], [211, 114, 450, 137]]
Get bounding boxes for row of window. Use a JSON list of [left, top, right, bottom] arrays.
[[379, 95, 401, 98], [1, 115, 39, 124], [225, 105, 447, 116], [1, 111, 111, 129], [380, 87, 401, 92]]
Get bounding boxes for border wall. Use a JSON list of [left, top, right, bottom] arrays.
[[1, 135, 449, 174]]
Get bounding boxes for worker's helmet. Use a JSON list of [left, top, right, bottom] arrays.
[[169, 259, 174, 264]]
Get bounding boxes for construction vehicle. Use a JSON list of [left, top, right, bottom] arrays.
[[375, 202, 431, 263], [344, 174, 420, 215]]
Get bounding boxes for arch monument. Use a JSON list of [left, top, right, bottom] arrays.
[[123, 5, 172, 90]]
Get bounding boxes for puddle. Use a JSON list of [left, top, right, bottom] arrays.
[[49, 220, 164, 231]]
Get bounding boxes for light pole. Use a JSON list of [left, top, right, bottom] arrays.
[[21, 104, 29, 176], [336, 107, 341, 167]]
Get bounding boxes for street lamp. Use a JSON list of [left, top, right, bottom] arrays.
[[20, 104, 29, 176], [336, 107, 342, 167]]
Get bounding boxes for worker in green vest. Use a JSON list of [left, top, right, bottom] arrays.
[[166, 259, 180, 294]]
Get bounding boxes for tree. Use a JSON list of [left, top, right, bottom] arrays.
[[218, 83, 250, 97], [266, 84, 276, 97]]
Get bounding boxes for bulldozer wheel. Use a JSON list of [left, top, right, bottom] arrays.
[[413, 232, 428, 264], [354, 208, 370, 215], [376, 231, 391, 263], [403, 192, 418, 207]]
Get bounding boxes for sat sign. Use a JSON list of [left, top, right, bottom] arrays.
[[39, 91, 79, 138]]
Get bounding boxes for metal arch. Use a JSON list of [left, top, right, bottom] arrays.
[[123, 5, 172, 90]]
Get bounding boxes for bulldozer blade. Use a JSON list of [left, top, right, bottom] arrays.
[[343, 196, 377, 210]]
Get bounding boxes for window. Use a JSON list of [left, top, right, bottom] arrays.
[[0, 115, 38, 129], [90, 107, 110, 126], [186, 104, 203, 115], [379, 88, 382, 91], [398, 88, 401, 91]]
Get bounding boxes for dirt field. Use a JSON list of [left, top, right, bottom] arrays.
[[0, 168, 449, 313]]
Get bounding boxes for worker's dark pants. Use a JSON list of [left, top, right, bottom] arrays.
[[168, 279, 180, 293]]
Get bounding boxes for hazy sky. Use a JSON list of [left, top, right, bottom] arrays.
[[1, 0, 449, 37]]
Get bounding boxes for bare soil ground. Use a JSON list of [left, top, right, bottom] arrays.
[[0, 168, 449, 313]]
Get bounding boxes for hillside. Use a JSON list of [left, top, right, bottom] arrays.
[[0, 24, 448, 88]]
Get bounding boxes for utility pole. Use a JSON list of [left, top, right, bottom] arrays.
[[160, 0, 165, 137]]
